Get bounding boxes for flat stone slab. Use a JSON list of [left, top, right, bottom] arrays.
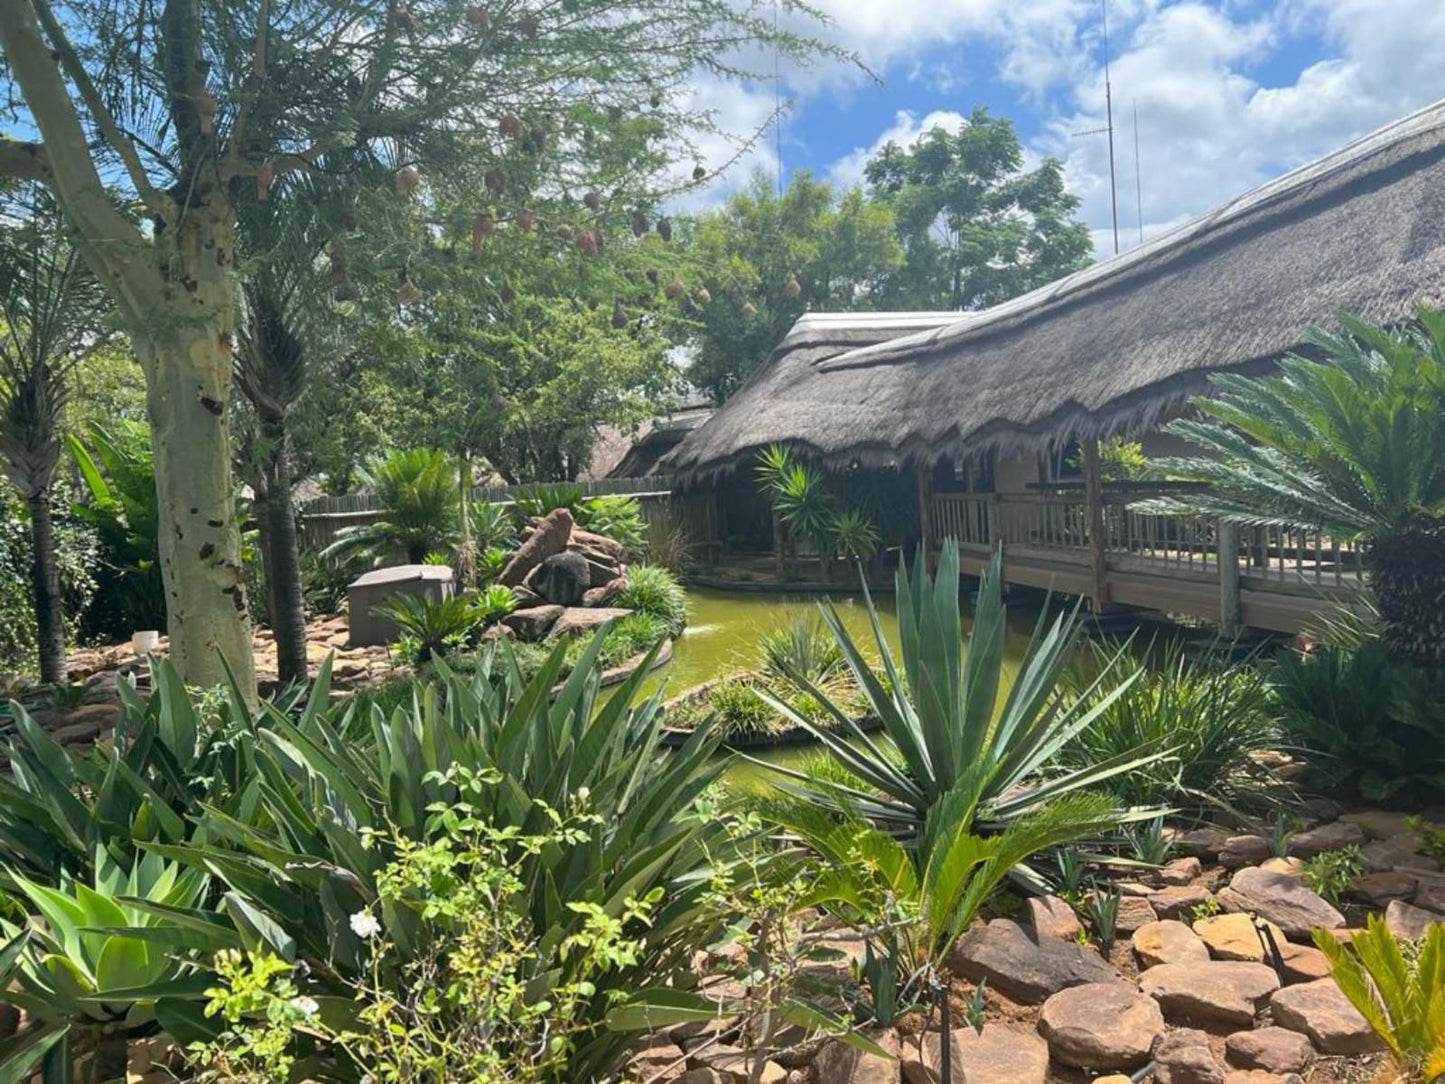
[[901, 1025, 1049, 1084], [1218, 867, 1344, 939], [1116, 896, 1158, 934], [1148, 885, 1215, 921], [1269, 979, 1386, 1055], [1384, 898, 1442, 941], [1038, 983, 1164, 1070], [1021, 895, 1082, 941], [502, 604, 564, 640], [546, 606, 633, 639], [1132, 920, 1209, 968], [1138, 961, 1280, 1027], [1153, 1029, 1224, 1084], [948, 918, 1121, 1005], [1225, 1027, 1314, 1074], [1194, 913, 1286, 963]]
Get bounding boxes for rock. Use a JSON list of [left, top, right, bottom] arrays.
[[1350, 870, 1421, 906], [511, 584, 543, 608], [528, 550, 592, 605], [1220, 836, 1272, 868], [813, 1030, 900, 1084], [1193, 913, 1286, 963], [629, 1040, 685, 1080], [1148, 885, 1215, 921], [572, 527, 626, 560], [1279, 942, 1332, 984], [1138, 961, 1280, 1027], [947, 919, 1120, 1005], [584, 555, 622, 588], [901, 1024, 1049, 1084], [1359, 835, 1431, 873], [694, 1047, 786, 1084], [1224, 1072, 1303, 1084], [1339, 810, 1417, 840], [677, 1071, 727, 1084], [0, 1004, 17, 1041], [1115, 897, 1158, 934], [36, 701, 119, 743], [500, 507, 573, 586], [1037, 983, 1164, 1070], [1290, 821, 1366, 857], [1384, 899, 1442, 941], [547, 607, 635, 641], [502, 604, 564, 641], [1259, 857, 1305, 879], [1159, 857, 1204, 885], [582, 577, 626, 607], [1218, 867, 1345, 940], [1152, 1029, 1224, 1084], [1269, 979, 1385, 1054], [1225, 1028, 1314, 1074], [1174, 827, 1231, 860], [1132, 920, 1210, 968], [1021, 896, 1082, 941]]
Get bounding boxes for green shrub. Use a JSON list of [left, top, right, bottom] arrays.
[[597, 612, 668, 669], [576, 494, 647, 557], [477, 583, 517, 624], [478, 545, 508, 584], [1061, 638, 1277, 808], [320, 448, 459, 568], [1302, 846, 1363, 904], [707, 676, 778, 740], [514, 481, 584, 519], [615, 564, 686, 634], [0, 485, 98, 669], [760, 614, 843, 685]]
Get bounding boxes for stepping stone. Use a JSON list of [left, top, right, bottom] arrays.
[[901, 1024, 1048, 1084], [1384, 899, 1442, 941], [1217, 867, 1345, 939], [1193, 913, 1286, 963], [1224, 1072, 1303, 1084], [1148, 885, 1215, 921], [1132, 920, 1209, 968], [1021, 895, 1082, 941], [1290, 821, 1366, 857], [1138, 961, 1280, 1027], [1269, 979, 1386, 1054], [1225, 1027, 1315, 1074], [947, 919, 1120, 1005], [811, 1031, 900, 1084], [1116, 897, 1158, 934], [1038, 983, 1164, 1070], [1153, 1028, 1224, 1084], [1159, 857, 1204, 885]]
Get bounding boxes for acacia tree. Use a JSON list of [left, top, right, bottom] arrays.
[[0, 0, 838, 690], [0, 187, 110, 683]]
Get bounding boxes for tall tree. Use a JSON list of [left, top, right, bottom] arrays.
[[0, 0, 839, 690], [0, 186, 110, 682], [865, 106, 1093, 311], [685, 171, 902, 403]]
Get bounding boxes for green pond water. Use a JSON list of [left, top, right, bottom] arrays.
[[631, 587, 1041, 788]]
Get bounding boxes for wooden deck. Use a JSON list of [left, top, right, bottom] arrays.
[[931, 490, 1363, 635]]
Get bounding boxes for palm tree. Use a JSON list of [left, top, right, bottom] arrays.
[[0, 188, 111, 682], [1139, 306, 1445, 665], [319, 448, 460, 568]]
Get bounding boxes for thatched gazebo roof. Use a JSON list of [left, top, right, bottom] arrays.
[[669, 98, 1445, 481]]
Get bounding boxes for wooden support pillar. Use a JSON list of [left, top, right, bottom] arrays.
[[917, 460, 936, 573], [1082, 437, 1110, 613], [1218, 518, 1242, 634]]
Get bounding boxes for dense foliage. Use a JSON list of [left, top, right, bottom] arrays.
[[0, 486, 97, 671]]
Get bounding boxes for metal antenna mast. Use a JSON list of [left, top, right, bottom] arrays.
[[1071, 0, 1120, 254], [773, 0, 783, 197], [1133, 101, 1144, 245]]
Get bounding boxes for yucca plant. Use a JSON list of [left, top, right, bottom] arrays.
[[760, 614, 844, 685], [827, 506, 881, 562], [320, 448, 459, 568], [1137, 306, 1445, 665], [468, 499, 517, 553], [1314, 914, 1445, 1083]]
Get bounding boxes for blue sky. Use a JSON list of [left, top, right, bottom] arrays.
[[692, 0, 1445, 257]]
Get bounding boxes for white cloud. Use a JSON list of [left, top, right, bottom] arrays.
[[827, 109, 969, 190]]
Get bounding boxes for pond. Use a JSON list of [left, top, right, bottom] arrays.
[[630, 585, 1044, 789]]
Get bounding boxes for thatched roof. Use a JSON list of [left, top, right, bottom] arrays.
[[669, 98, 1445, 480]]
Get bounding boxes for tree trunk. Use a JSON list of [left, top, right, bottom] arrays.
[[261, 413, 308, 685], [135, 211, 255, 696], [26, 493, 65, 684], [1367, 529, 1445, 667]]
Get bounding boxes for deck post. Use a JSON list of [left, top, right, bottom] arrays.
[[917, 460, 936, 573], [1082, 436, 1110, 612], [1218, 518, 1242, 634]]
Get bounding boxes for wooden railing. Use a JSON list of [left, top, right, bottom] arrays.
[[930, 489, 1365, 592]]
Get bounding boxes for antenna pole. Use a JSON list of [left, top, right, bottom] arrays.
[[773, 0, 783, 197], [1133, 101, 1144, 245], [1102, 0, 1119, 255]]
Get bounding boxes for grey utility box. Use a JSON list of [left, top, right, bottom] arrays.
[[347, 564, 455, 648]]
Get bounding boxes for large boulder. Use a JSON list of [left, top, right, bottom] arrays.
[[547, 607, 634, 641], [503, 605, 564, 641], [1218, 867, 1345, 940], [528, 551, 592, 605], [1138, 961, 1280, 1027], [947, 919, 1120, 1005], [571, 527, 626, 561], [1269, 980, 1385, 1055], [500, 508, 573, 587], [1037, 983, 1164, 1070]]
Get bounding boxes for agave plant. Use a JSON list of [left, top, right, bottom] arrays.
[[320, 448, 459, 568], [468, 499, 517, 553], [1137, 306, 1445, 665]]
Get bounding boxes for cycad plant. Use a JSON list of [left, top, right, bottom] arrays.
[[1137, 306, 1445, 665], [320, 448, 459, 567], [0, 187, 112, 682]]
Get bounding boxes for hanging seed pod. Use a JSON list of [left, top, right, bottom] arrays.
[[517, 12, 539, 37], [499, 113, 522, 139], [583, 190, 601, 211], [556, 223, 575, 241], [782, 273, 801, 297], [645, 267, 660, 285], [396, 5, 417, 30], [484, 169, 506, 194], [516, 208, 535, 231], [741, 301, 758, 317], [500, 284, 516, 305], [576, 229, 600, 256], [692, 164, 706, 182], [255, 159, 275, 201], [664, 279, 684, 299], [611, 301, 628, 329], [466, 3, 490, 29], [655, 217, 672, 242], [197, 92, 219, 134], [395, 165, 421, 196], [529, 127, 547, 151], [471, 212, 495, 254], [694, 286, 711, 305], [631, 211, 649, 237], [334, 281, 360, 302], [397, 275, 423, 305]]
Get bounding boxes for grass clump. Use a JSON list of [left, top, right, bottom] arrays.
[[615, 565, 686, 634]]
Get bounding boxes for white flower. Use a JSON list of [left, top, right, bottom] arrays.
[[289, 996, 319, 1016], [350, 910, 382, 939], [576, 786, 590, 803]]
